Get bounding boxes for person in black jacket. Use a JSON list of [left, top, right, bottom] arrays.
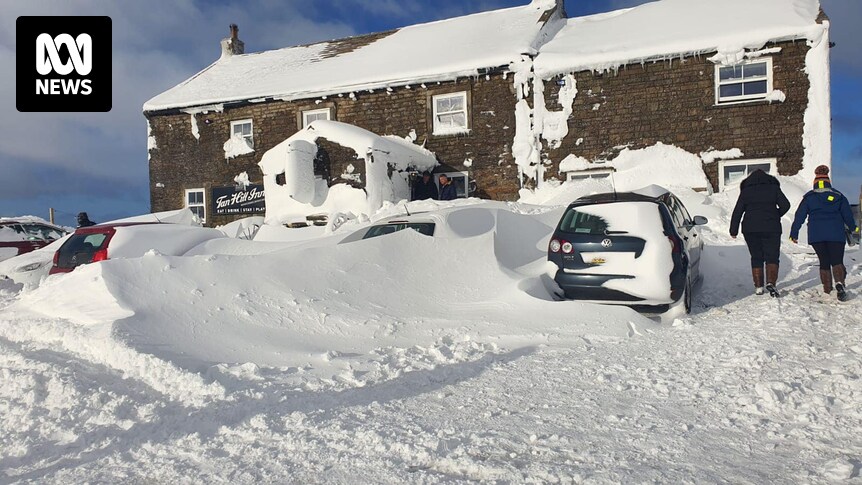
[[729, 169, 791, 297], [76, 212, 96, 228], [411, 171, 438, 201]]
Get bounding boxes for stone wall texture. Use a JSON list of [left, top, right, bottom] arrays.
[[542, 40, 810, 190], [147, 39, 813, 226]]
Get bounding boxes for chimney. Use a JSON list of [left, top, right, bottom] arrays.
[[219, 23, 245, 60]]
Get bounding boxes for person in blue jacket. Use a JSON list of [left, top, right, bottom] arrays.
[[790, 165, 860, 302], [438, 174, 458, 201]]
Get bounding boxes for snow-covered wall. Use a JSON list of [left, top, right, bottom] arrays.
[[801, 21, 831, 180], [259, 121, 438, 224]]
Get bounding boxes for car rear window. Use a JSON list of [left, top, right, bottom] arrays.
[[57, 233, 109, 268], [363, 223, 435, 240], [558, 210, 610, 235], [559, 202, 660, 236], [22, 224, 65, 241]]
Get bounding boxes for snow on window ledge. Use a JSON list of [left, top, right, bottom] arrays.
[[432, 127, 472, 137], [224, 134, 255, 160]]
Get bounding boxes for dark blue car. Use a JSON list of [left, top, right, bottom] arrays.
[[548, 187, 706, 315]]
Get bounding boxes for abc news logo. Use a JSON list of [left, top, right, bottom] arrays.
[[17, 17, 111, 112]]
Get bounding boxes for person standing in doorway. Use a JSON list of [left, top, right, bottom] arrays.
[[729, 169, 791, 297], [438, 174, 458, 201], [790, 165, 859, 302], [411, 171, 439, 201]]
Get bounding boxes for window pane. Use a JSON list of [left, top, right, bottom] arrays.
[[748, 163, 772, 174], [242, 124, 252, 136], [436, 95, 464, 114], [719, 83, 743, 98], [438, 113, 467, 129], [743, 62, 767, 78], [743, 80, 768, 95], [724, 165, 747, 186], [450, 175, 467, 197], [719, 66, 743, 81], [436, 97, 452, 112], [447, 96, 464, 112]]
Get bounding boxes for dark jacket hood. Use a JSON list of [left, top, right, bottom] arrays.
[[741, 169, 779, 189]]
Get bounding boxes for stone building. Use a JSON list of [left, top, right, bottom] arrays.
[[144, 0, 831, 226]]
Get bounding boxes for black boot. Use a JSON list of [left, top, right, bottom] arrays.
[[765, 264, 780, 298], [833, 265, 848, 302]]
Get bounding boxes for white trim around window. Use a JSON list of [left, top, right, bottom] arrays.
[[230, 119, 254, 148], [566, 168, 614, 182], [715, 58, 773, 105], [432, 92, 469, 136], [302, 108, 331, 128], [718, 158, 777, 192], [185, 188, 207, 223]]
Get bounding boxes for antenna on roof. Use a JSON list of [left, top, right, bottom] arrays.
[[610, 172, 618, 200], [403, 202, 411, 217]]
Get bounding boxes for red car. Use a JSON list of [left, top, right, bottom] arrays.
[[0, 219, 69, 262], [49, 222, 226, 275]]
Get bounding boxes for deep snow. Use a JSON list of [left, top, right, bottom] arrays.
[[1, 183, 860, 483]]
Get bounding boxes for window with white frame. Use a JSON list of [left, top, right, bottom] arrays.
[[435, 171, 469, 198], [432, 92, 469, 135], [230, 119, 253, 148], [566, 169, 614, 182], [302, 108, 331, 128], [718, 158, 777, 191], [715, 58, 773, 105], [185, 188, 206, 222]]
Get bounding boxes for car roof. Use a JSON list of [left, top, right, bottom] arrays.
[[0, 219, 61, 226], [571, 191, 665, 206], [73, 222, 162, 233]]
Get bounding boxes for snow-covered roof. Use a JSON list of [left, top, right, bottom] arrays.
[[534, 0, 824, 77], [144, 1, 562, 112]]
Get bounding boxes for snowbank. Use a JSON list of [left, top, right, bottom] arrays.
[[18, 205, 654, 378], [105, 208, 201, 226]]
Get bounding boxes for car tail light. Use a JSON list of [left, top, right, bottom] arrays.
[[549, 239, 561, 253], [92, 248, 108, 262], [52, 250, 59, 266], [561, 241, 573, 254], [667, 235, 682, 254]]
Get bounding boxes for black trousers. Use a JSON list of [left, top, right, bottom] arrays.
[[812, 241, 845, 270], [743, 232, 781, 268]]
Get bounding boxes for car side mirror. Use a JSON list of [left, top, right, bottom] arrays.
[[693, 216, 708, 226]]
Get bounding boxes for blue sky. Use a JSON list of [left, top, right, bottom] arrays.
[[1, 0, 859, 226]]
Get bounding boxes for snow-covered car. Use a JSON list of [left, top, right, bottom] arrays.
[[0, 218, 69, 262], [49, 222, 226, 274], [339, 207, 497, 244], [548, 187, 706, 314]]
